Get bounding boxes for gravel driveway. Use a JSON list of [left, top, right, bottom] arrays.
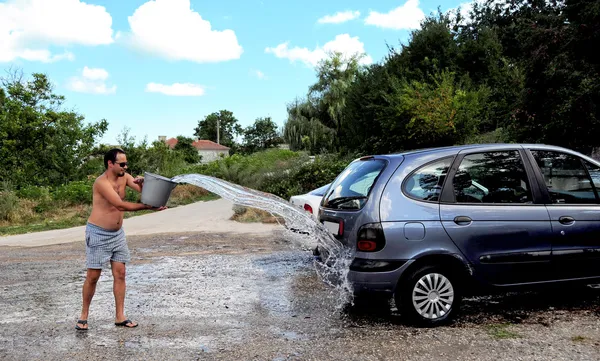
[[1, 229, 600, 360]]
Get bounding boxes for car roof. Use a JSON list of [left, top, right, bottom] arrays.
[[366, 143, 588, 162]]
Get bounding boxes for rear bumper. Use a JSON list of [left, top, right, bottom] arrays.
[[313, 247, 413, 295], [349, 258, 414, 295]]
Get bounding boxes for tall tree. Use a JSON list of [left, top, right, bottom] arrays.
[[283, 97, 336, 154], [194, 110, 242, 148], [0, 71, 107, 187], [308, 52, 365, 138], [467, 0, 600, 153], [242, 117, 282, 153]]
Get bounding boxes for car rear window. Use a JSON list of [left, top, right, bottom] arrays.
[[322, 158, 387, 210]]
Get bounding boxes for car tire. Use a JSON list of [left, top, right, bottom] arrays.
[[396, 264, 462, 326]]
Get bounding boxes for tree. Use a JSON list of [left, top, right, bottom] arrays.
[[466, 0, 600, 153], [0, 71, 107, 187], [194, 110, 242, 148], [282, 97, 336, 154], [242, 117, 282, 153], [116, 126, 150, 177], [382, 71, 489, 149], [173, 135, 201, 163], [308, 52, 365, 140]]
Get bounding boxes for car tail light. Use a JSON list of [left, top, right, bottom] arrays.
[[303, 204, 313, 214], [357, 222, 386, 252]]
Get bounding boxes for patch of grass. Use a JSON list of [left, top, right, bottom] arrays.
[[571, 335, 586, 343], [167, 184, 220, 206], [486, 323, 522, 339], [0, 188, 220, 236], [0, 217, 88, 235], [0, 203, 91, 235], [229, 206, 283, 224]]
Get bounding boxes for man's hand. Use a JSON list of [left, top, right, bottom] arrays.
[[133, 176, 144, 188], [144, 204, 168, 211]]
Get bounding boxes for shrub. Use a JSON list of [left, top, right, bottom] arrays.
[[292, 154, 350, 193], [125, 188, 139, 202], [232, 205, 247, 215], [0, 191, 19, 221], [16, 185, 51, 200], [52, 180, 94, 205], [260, 172, 302, 200], [34, 197, 53, 214]]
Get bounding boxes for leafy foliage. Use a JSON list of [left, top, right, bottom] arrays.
[[0, 71, 107, 187], [242, 117, 283, 153], [174, 136, 201, 164], [194, 110, 242, 148]]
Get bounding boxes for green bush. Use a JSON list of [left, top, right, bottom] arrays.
[[16, 185, 51, 200], [260, 172, 302, 200], [125, 188, 139, 202], [258, 153, 351, 199], [52, 180, 94, 205], [0, 191, 19, 221], [292, 155, 350, 194], [34, 198, 52, 213]]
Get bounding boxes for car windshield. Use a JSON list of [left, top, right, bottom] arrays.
[[322, 158, 387, 210]]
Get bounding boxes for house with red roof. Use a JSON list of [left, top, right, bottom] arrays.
[[159, 136, 230, 164]]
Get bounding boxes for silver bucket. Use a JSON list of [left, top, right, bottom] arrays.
[[141, 172, 178, 207]]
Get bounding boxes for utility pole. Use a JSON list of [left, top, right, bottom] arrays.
[[217, 117, 220, 144]]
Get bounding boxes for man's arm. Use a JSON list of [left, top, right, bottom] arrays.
[[97, 179, 152, 211], [126, 173, 143, 193]]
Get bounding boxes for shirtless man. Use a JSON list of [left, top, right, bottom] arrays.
[[75, 148, 166, 331]]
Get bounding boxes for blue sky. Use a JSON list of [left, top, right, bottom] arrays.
[[1, 0, 467, 145]]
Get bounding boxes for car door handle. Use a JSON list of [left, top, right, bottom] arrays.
[[454, 216, 472, 225], [559, 216, 575, 225]]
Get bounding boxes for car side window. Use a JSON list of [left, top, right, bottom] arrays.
[[585, 160, 600, 191], [404, 158, 451, 202], [531, 150, 599, 204], [453, 151, 533, 204]]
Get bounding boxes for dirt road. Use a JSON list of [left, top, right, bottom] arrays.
[[1, 201, 600, 360]]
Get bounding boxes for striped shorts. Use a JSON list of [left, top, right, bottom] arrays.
[[85, 222, 130, 269]]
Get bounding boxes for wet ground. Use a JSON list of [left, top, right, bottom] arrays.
[[1, 231, 600, 360]]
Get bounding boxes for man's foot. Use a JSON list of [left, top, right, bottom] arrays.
[[75, 320, 88, 331], [115, 319, 138, 328]]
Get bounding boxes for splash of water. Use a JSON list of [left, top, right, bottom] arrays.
[[171, 173, 354, 306]]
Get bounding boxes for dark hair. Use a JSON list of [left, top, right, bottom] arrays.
[[104, 148, 126, 169]]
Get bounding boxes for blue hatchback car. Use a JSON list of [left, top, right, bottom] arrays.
[[317, 144, 600, 325]]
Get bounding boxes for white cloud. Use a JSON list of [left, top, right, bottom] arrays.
[[317, 10, 360, 24], [365, 0, 426, 30], [0, 0, 113, 63], [265, 34, 372, 68], [451, 1, 476, 21], [145, 82, 206, 96], [446, 0, 505, 24], [67, 66, 116, 95], [118, 0, 243, 63], [82, 66, 109, 81]]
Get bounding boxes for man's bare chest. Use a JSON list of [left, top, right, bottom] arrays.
[[110, 182, 126, 199]]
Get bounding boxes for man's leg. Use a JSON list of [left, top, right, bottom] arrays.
[[77, 268, 102, 330], [111, 260, 137, 327]]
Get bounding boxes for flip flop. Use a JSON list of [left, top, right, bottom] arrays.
[[115, 319, 138, 328], [75, 319, 88, 331]]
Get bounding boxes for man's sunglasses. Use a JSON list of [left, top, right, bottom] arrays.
[[113, 161, 128, 167]]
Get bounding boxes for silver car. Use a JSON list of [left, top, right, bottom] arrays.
[[317, 144, 600, 325]]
